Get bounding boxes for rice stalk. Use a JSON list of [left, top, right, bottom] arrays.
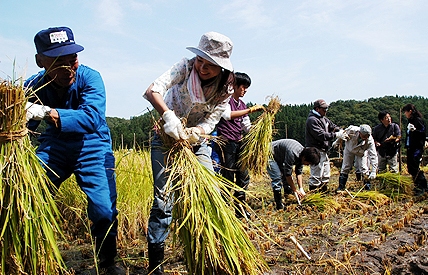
[[166, 141, 269, 274], [350, 191, 391, 206], [376, 172, 413, 199], [0, 79, 66, 274], [238, 96, 281, 177], [301, 193, 341, 212], [115, 148, 153, 242]]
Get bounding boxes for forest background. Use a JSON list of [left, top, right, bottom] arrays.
[[31, 95, 428, 151]]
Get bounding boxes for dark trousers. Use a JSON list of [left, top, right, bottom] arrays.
[[407, 149, 427, 188], [219, 140, 250, 199]]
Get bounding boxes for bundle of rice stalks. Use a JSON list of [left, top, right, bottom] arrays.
[[350, 191, 391, 206], [376, 172, 413, 198], [238, 96, 281, 177], [163, 138, 268, 274], [301, 193, 341, 212], [0, 79, 66, 274]]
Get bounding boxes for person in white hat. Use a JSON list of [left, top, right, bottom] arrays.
[[143, 31, 235, 275], [335, 124, 378, 192]]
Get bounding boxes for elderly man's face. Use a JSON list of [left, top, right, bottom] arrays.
[[36, 53, 79, 88], [316, 107, 328, 116], [359, 132, 369, 140]]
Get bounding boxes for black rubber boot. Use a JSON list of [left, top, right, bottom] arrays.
[[336, 173, 348, 192], [96, 235, 125, 275], [363, 179, 371, 190], [148, 242, 165, 275], [273, 190, 283, 210], [356, 172, 362, 181], [234, 193, 251, 219]]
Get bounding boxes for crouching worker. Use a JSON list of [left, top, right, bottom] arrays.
[[336, 124, 378, 192], [25, 27, 123, 274], [267, 139, 320, 210]]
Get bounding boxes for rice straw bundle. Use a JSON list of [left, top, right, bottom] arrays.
[[350, 191, 391, 206], [160, 136, 268, 274], [238, 96, 281, 177], [0, 79, 65, 274], [376, 172, 413, 198], [301, 193, 340, 212]]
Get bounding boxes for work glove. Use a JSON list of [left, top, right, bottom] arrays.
[[299, 187, 306, 196], [407, 123, 416, 131], [162, 110, 186, 140], [335, 129, 349, 141], [368, 172, 376, 180], [248, 104, 265, 113], [25, 102, 51, 121], [185, 127, 202, 144]]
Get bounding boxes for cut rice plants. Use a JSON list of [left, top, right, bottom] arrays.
[[0, 79, 66, 274], [239, 96, 281, 177], [166, 140, 269, 274], [376, 172, 413, 199]]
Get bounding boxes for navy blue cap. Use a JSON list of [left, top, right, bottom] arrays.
[[34, 26, 84, 57]]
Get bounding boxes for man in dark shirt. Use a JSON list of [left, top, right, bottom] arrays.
[[372, 111, 401, 173]]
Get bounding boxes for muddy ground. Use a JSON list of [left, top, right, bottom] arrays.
[[63, 168, 428, 275]]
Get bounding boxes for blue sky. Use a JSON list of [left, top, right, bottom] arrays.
[[1, 0, 427, 119]]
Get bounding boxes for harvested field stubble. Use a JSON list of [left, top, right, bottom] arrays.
[[58, 160, 428, 275]]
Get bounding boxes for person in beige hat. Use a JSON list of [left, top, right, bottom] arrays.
[[143, 31, 235, 274]]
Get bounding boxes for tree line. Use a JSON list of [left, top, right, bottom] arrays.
[[107, 95, 428, 151]]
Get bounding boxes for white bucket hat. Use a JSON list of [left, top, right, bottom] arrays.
[[186, 32, 233, 71]]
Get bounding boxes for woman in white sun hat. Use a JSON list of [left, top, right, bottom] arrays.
[[143, 31, 235, 275]]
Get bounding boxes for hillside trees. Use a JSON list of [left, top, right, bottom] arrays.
[[106, 96, 428, 150]]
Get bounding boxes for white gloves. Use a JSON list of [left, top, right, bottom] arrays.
[[368, 172, 376, 180], [162, 110, 186, 140], [335, 129, 349, 141], [185, 127, 202, 144], [407, 123, 416, 131], [25, 102, 51, 121], [299, 187, 306, 196]]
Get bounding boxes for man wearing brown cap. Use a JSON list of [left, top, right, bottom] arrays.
[[305, 99, 347, 191]]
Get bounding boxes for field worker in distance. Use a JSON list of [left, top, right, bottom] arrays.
[[305, 99, 347, 192], [372, 111, 401, 173], [143, 31, 235, 275], [402, 103, 427, 197], [267, 139, 320, 210], [24, 27, 124, 275], [215, 72, 265, 219], [336, 124, 378, 192]]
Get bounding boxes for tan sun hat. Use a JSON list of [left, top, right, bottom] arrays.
[[186, 32, 233, 71]]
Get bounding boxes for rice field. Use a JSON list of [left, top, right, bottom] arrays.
[[53, 150, 428, 275]]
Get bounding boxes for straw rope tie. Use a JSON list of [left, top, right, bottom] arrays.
[[0, 128, 28, 143]]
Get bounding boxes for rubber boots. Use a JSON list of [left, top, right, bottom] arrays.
[[273, 190, 283, 210], [234, 193, 251, 219], [336, 173, 348, 192], [363, 179, 371, 190], [148, 242, 165, 275], [96, 235, 126, 275], [356, 172, 362, 181]]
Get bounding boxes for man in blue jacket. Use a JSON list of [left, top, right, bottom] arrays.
[[25, 26, 124, 275]]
